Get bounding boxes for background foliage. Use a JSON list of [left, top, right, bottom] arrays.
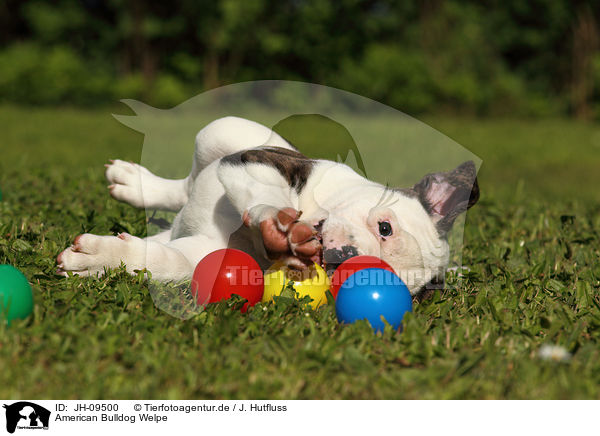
[[2, 0, 600, 117]]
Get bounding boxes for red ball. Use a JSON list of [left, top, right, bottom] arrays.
[[191, 249, 264, 312], [330, 255, 395, 298]]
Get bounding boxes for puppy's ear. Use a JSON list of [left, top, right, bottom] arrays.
[[412, 161, 479, 236]]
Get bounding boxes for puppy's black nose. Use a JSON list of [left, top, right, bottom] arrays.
[[324, 245, 358, 275]]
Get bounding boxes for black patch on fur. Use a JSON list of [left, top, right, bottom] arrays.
[[323, 246, 359, 276], [222, 146, 314, 193]]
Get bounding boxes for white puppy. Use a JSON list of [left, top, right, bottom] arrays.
[[57, 116, 478, 296]]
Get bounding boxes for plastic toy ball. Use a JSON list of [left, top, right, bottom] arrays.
[[0, 265, 34, 325], [335, 268, 412, 332], [330, 255, 395, 298], [191, 249, 264, 312], [263, 262, 330, 309]]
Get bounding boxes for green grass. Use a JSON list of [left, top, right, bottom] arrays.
[[1, 105, 600, 399]]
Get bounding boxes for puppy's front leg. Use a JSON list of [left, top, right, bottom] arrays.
[[217, 150, 321, 268], [242, 206, 322, 268]]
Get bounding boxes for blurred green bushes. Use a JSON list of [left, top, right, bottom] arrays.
[[0, 0, 598, 116], [0, 44, 188, 107]]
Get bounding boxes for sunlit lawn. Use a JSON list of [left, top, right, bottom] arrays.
[[1, 105, 599, 398]]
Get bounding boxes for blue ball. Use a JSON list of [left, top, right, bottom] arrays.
[[335, 268, 412, 332]]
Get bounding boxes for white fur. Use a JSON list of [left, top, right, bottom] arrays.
[[58, 116, 449, 294], [106, 160, 189, 211]]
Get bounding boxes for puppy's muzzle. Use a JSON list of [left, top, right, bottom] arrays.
[[323, 245, 359, 275]]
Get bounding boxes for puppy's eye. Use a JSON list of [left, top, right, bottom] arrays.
[[378, 221, 393, 237]]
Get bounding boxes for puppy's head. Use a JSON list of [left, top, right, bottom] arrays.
[[319, 161, 479, 295]]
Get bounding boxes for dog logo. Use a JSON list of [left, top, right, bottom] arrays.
[[3, 402, 50, 433]]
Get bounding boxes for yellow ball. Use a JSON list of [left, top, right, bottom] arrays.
[[263, 262, 330, 309]]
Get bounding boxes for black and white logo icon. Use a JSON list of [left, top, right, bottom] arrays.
[[3, 402, 50, 434]]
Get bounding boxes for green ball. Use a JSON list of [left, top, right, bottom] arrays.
[[0, 265, 34, 325]]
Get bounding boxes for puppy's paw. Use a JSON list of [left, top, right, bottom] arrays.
[[105, 159, 148, 208], [288, 222, 322, 263], [243, 207, 322, 268], [56, 233, 131, 277]]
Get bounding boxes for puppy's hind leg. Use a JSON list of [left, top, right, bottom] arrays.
[[106, 117, 292, 212], [57, 232, 196, 281], [189, 116, 294, 180], [105, 160, 190, 211]]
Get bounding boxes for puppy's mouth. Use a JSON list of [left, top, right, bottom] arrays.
[[323, 245, 360, 277], [293, 219, 358, 277], [312, 220, 361, 277]]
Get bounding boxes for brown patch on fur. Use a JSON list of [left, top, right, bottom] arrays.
[[222, 146, 314, 192]]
